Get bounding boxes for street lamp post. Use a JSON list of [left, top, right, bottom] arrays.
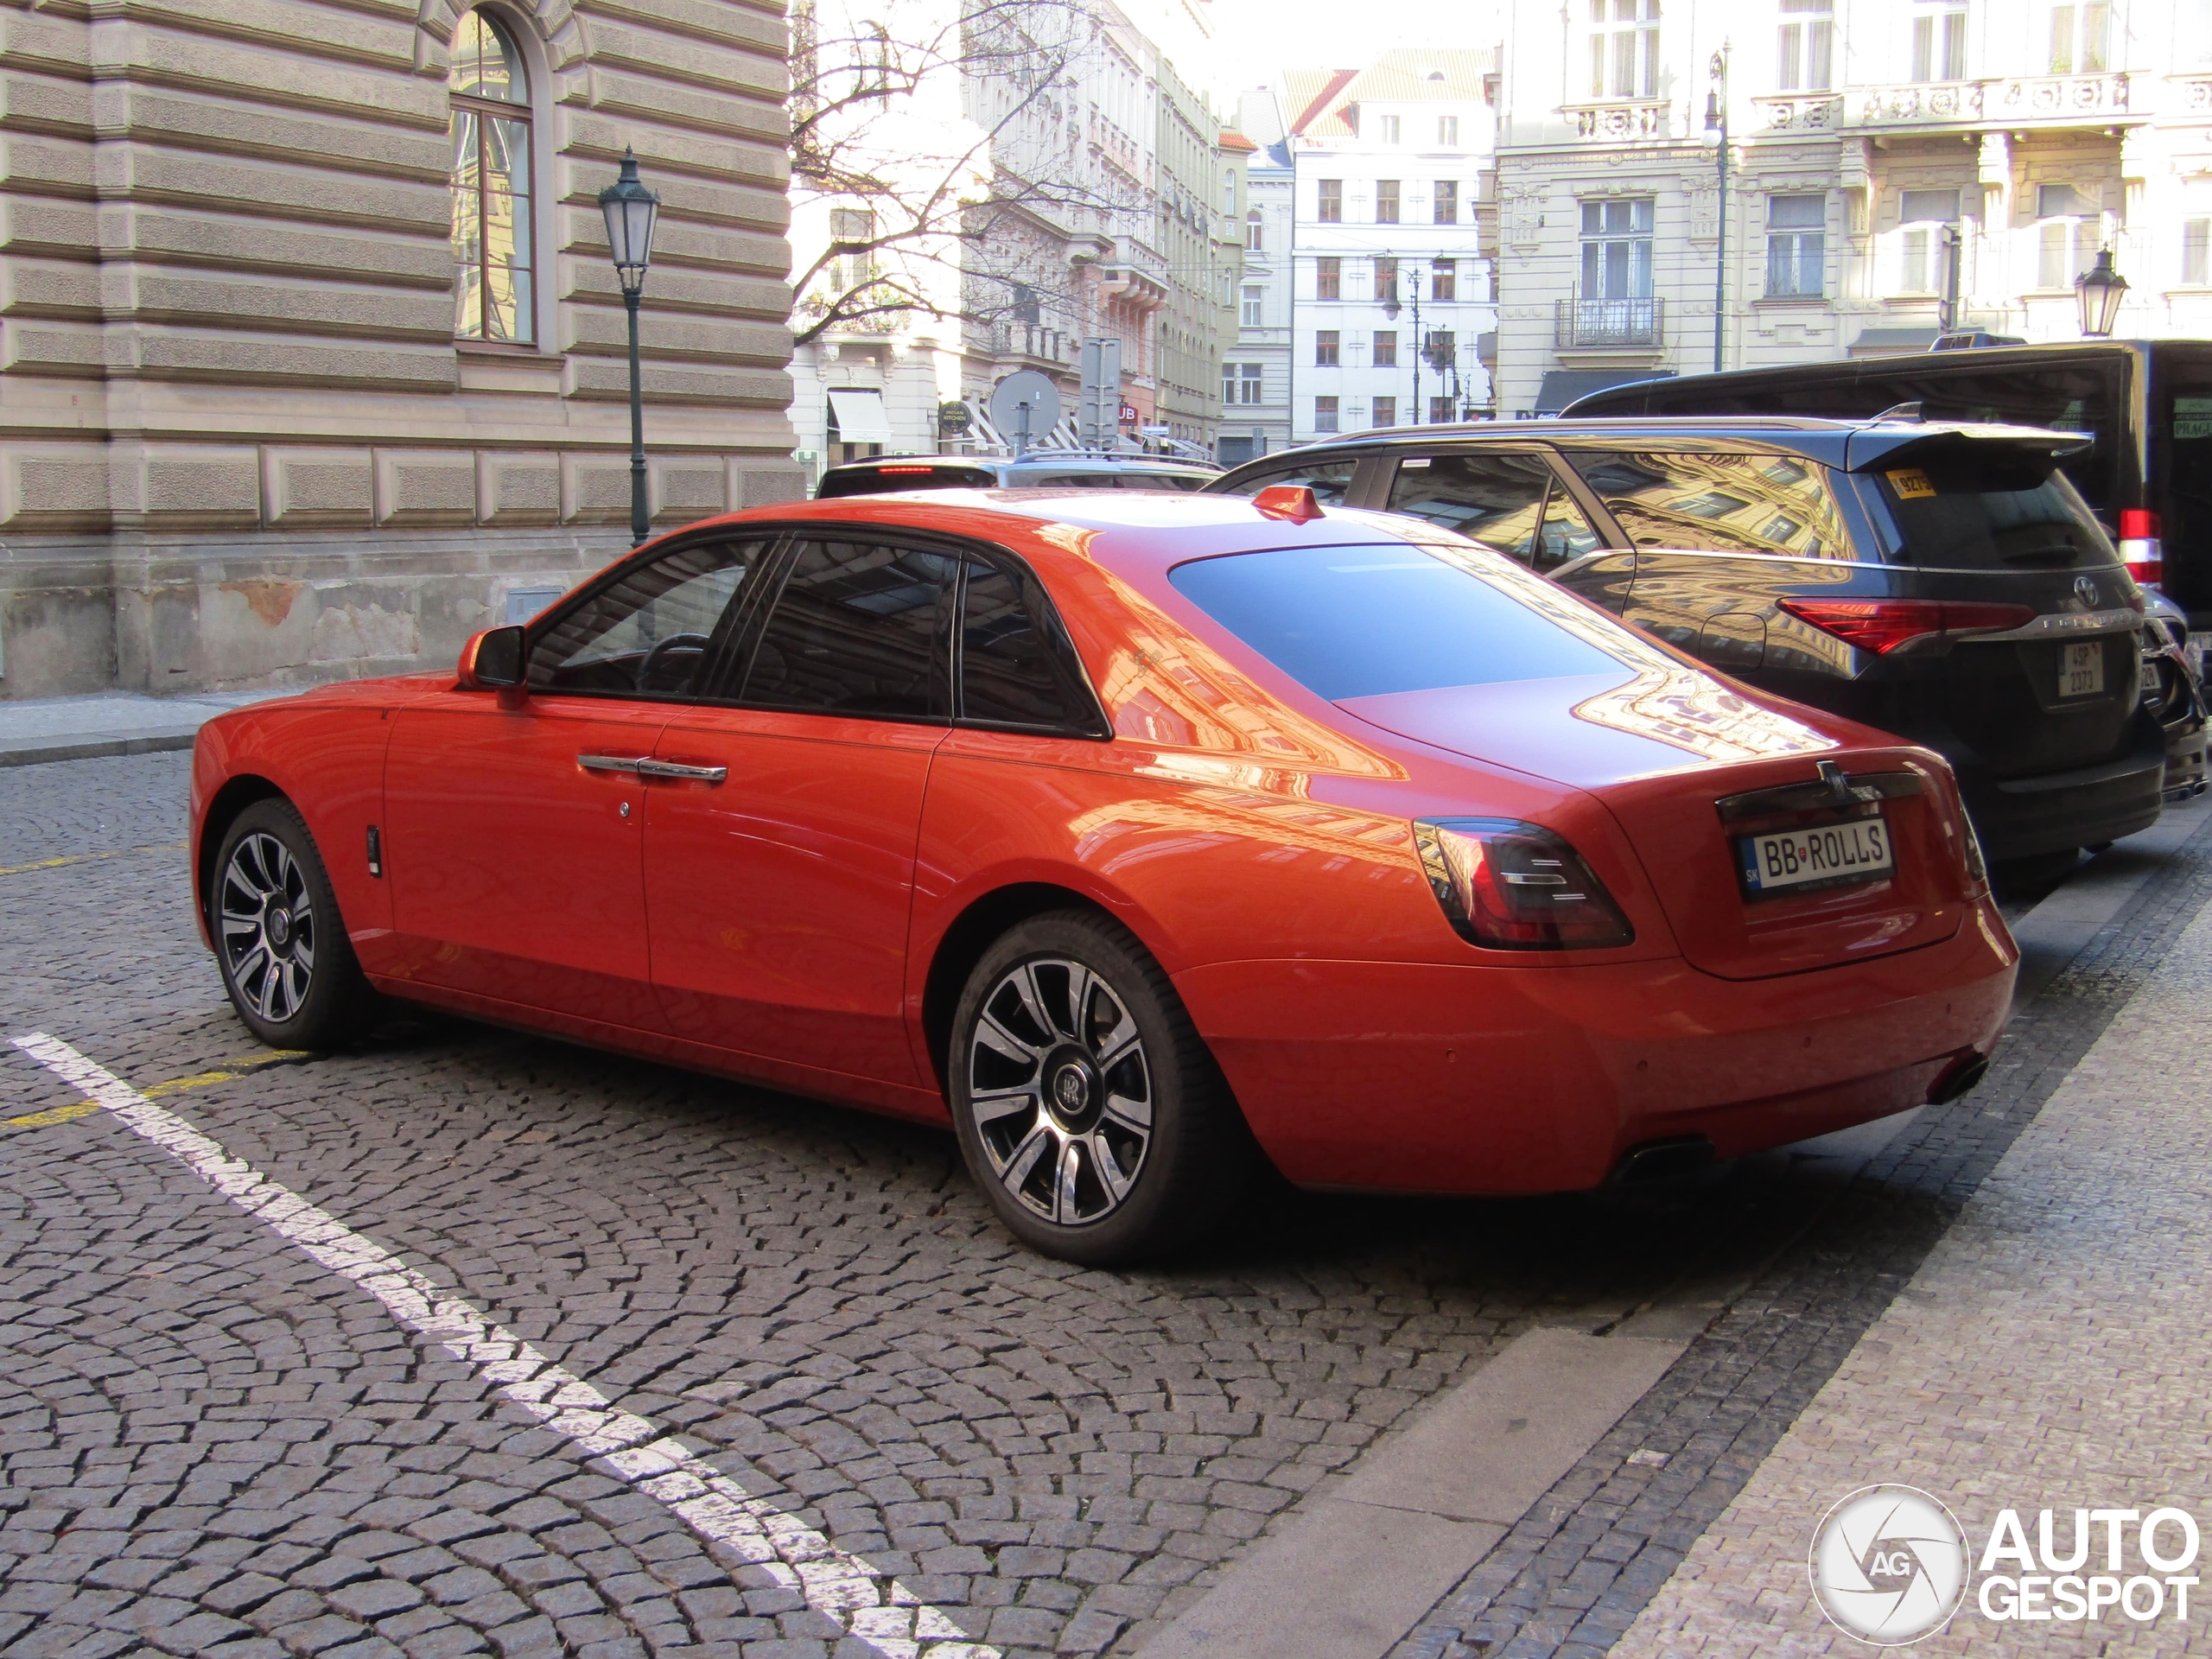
[[1382, 270, 1422, 424], [1702, 47, 1730, 375], [2076, 248, 2128, 338], [598, 148, 662, 546]]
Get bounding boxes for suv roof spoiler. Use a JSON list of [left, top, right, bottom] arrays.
[[1843, 422, 2094, 472]]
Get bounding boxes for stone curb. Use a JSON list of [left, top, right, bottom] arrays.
[[0, 731, 202, 769]]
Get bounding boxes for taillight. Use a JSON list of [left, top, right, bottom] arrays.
[[1413, 819, 1634, 950], [1777, 598, 2035, 655], [2120, 508, 2163, 588]]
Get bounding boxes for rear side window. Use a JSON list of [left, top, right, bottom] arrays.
[[958, 558, 1095, 730], [1566, 449, 1853, 558], [1218, 458, 1358, 505], [1117, 472, 1209, 492], [1861, 443, 2115, 571], [1385, 452, 1555, 560], [739, 539, 955, 718], [1169, 545, 1627, 702], [817, 465, 995, 497]]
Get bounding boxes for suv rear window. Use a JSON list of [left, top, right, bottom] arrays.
[[1566, 449, 1853, 558], [1859, 442, 2115, 570], [1168, 544, 1625, 702], [818, 464, 996, 497]]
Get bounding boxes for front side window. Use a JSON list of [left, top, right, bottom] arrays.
[[1767, 194, 1826, 296], [1385, 452, 1556, 557], [958, 558, 1093, 730], [449, 10, 534, 343], [1589, 0, 1661, 99], [1376, 180, 1401, 223], [1434, 181, 1459, 225], [1315, 330, 1340, 366], [1316, 257, 1341, 301], [1580, 200, 1654, 298], [740, 540, 955, 719], [1777, 0, 1834, 91], [1313, 396, 1340, 434], [1431, 258, 1458, 302], [2048, 2, 2111, 72], [1567, 449, 1853, 557], [1319, 179, 1343, 222], [1374, 329, 1398, 367], [531, 539, 765, 697], [1897, 188, 1961, 295], [1914, 0, 1967, 78]]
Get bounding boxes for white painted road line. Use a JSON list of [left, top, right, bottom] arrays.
[[10, 1032, 997, 1659]]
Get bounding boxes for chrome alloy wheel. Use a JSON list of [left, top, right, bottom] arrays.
[[967, 957, 1154, 1225], [219, 831, 316, 1025]]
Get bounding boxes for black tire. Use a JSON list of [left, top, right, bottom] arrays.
[[948, 910, 1248, 1265], [210, 798, 376, 1050]]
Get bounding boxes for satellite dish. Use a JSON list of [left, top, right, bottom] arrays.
[[988, 371, 1062, 457]]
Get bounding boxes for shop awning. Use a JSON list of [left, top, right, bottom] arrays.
[[1535, 369, 1674, 414], [827, 387, 893, 444]]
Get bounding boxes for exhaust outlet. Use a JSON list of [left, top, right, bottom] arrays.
[[1927, 1054, 1990, 1106], [1610, 1136, 1715, 1185]]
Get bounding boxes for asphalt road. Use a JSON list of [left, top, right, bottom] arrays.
[[0, 752, 2191, 1659]]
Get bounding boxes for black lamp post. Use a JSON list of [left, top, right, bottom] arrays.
[[599, 148, 662, 545], [1382, 270, 1423, 424], [2076, 248, 2128, 338], [1702, 46, 1730, 375]]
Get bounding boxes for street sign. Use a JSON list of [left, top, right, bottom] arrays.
[[1077, 339, 1122, 449], [988, 371, 1060, 458], [1120, 402, 1139, 423], [1141, 424, 1170, 435]]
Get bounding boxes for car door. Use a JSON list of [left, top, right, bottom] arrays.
[[381, 533, 767, 1030], [643, 535, 957, 1087]]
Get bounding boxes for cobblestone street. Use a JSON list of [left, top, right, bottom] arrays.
[[3, 752, 2208, 1659]]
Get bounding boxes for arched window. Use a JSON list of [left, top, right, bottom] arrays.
[[449, 10, 534, 344]]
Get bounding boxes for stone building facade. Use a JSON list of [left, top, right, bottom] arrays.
[[0, 0, 798, 700], [1494, 0, 2212, 416]]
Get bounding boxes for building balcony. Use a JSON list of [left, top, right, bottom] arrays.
[[1555, 296, 1662, 350], [1562, 99, 1670, 141], [1844, 73, 2129, 131], [1753, 92, 1842, 131], [1092, 235, 1169, 311]]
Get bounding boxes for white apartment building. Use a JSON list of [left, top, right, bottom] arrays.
[[1283, 52, 1501, 444], [1221, 92, 1295, 463], [1496, 0, 2212, 417]]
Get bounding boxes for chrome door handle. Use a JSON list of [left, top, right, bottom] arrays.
[[635, 759, 728, 784], [577, 753, 650, 776]]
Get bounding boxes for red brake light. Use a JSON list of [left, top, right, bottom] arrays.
[[1777, 598, 2034, 654], [1414, 819, 1634, 950], [1252, 485, 1323, 523], [876, 465, 936, 474], [2120, 509, 2160, 539]]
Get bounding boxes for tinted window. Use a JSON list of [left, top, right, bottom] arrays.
[[817, 464, 996, 497], [1861, 443, 2114, 571], [1220, 458, 1358, 505], [740, 540, 954, 718], [1535, 487, 1602, 574], [1385, 452, 1554, 558], [1019, 474, 1124, 489], [959, 558, 1088, 728], [1169, 545, 1626, 702], [1567, 449, 1853, 557], [531, 539, 764, 697], [1117, 472, 1209, 492]]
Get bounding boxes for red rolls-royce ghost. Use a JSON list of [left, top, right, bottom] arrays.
[[191, 488, 2018, 1262]]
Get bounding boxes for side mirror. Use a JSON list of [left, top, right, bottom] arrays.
[[459, 625, 528, 690]]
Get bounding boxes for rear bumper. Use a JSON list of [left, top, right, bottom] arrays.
[[1175, 906, 2018, 1196], [1957, 723, 2166, 861]]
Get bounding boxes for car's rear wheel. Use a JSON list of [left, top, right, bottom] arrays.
[[212, 799, 375, 1050], [949, 911, 1245, 1264]]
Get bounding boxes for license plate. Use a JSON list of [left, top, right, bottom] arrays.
[[1738, 817, 1894, 897], [2058, 640, 2105, 698]]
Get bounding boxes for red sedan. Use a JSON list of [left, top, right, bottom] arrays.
[[191, 488, 2017, 1262]]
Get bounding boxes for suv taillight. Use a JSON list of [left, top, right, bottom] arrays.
[[2120, 508, 2163, 588], [1777, 598, 2034, 655], [1413, 819, 1634, 950]]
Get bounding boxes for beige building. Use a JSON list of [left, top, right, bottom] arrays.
[[1494, 0, 2212, 416], [0, 0, 797, 700]]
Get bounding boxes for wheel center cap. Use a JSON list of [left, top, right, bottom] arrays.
[[264, 903, 292, 951], [1043, 1046, 1101, 1132]]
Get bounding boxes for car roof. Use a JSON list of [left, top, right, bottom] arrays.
[[1219, 416, 2085, 473], [676, 488, 1429, 582]]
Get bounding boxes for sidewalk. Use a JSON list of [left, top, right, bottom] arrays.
[[0, 689, 299, 769]]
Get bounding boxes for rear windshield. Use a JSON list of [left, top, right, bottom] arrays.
[[817, 465, 995, 497], [1859, 443, 2116, 571], [1168, 544, 1626, 702], [1010, 470, 1210, 491]]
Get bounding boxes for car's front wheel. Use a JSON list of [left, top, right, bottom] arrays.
[[949, 911, 1246, 1264], [211, 798, 376, 1049]]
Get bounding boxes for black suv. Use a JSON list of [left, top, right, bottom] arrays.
[[1211, 416, 2164, 867]]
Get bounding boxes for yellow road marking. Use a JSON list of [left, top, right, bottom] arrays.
[[0, 842, 188, 878], [3, 1048, 310, 1132]]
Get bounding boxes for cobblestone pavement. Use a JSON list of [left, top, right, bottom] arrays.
[[1389, 810, 2212, 1659], [7, 758, 2201, 1659], [0, 752, 2016, 1659]]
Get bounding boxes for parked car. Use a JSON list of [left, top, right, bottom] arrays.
[[192, 489, 2015, 1262], [817, 454, 1217, 498], [2143, 589, 2209, 801], [1212, 416, 2165, 868]]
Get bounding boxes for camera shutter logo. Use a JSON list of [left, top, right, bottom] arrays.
[[1808, 1484, 1969, 1644]]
